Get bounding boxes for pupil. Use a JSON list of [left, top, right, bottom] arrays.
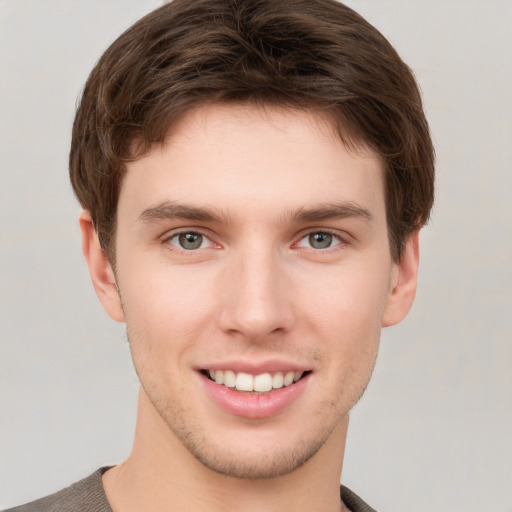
[[179, 233, 202, 250], [309, 232, 332, 249]]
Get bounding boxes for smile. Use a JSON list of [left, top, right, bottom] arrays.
[[205, 370, 307, 393], [200, 367, 312, 418]]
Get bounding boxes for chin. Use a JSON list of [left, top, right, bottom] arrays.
[[151, 392, 346, 480], [178, 432, 329, 480]]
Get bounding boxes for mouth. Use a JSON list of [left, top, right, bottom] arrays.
[[200, 369, 312, 393], [199, 366, 312, 418]]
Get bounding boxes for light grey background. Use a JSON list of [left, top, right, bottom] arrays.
[[1, 1, 511, 510]]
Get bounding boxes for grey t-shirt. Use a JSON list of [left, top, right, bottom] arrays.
[[4, 467, 377, 512]]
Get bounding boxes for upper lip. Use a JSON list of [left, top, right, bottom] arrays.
[[196, 359, 312, 374]]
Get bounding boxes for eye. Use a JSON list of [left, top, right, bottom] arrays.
[[297, 231, 341, 250], [167, 232, 212, 250]]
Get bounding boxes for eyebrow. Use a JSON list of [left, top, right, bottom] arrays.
[[138, 200, 373, 225], [138, 201, 226, 223], [290, 202, 373, 223]]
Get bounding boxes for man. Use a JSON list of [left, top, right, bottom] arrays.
[[6, 0, 434, 511]]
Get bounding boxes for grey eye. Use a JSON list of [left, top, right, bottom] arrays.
[[308, 232, 333, 249], [178, 232, 204, 250]]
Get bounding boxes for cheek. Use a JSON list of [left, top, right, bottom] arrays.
[[299, 262, 391, 332], [117, 262, 215, 358], [297, 262, 389, 383]]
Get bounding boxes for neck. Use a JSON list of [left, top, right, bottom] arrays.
[[103, 389, 350, 512]]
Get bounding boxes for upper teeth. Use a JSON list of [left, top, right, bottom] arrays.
[[208, 370, 304, 392]]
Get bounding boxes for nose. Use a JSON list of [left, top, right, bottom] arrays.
[[216, 244, 295, 342]]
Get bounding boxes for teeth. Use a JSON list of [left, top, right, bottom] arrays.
[[272, 372, 284, 389], [207, 369, 306, 392], [235, 372, 253, 391], [283, 371, 294, 386], [253, 373, 273, 392], [224, 370, 236, 388]]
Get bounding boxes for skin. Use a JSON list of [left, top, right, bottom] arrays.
[[81, 104, 419, 512]]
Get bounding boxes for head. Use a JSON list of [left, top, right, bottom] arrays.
[[72, 0, 434, 481], [70, 0, 434, 265]]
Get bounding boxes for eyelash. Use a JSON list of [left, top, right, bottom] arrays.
[[162, 228, 348, 253], [294, 229, 346, 251], [163, 230, 216, 252]]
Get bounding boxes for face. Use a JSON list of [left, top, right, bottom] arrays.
[[84, 104, 418, 479]]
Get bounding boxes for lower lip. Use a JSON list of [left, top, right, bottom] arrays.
[[200, 373, 310, 419]]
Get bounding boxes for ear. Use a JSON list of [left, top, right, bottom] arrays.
[[79, 210, 125, 323], [382, 230, 420, 327]]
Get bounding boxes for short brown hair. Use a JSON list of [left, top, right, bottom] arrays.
[[69, 0, 434, 262]]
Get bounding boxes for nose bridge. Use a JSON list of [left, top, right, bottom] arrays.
[[217, 239, 294, 339]]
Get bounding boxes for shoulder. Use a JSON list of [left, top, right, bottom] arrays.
[[3, 468, 112, 512], [340, 484, 378, 512]]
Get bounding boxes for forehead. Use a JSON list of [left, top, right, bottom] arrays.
[[119, 103, 385, 223]]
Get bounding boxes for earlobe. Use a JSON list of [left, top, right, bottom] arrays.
[[79, 210, 125, 323], [382, 231, 420, 327]]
